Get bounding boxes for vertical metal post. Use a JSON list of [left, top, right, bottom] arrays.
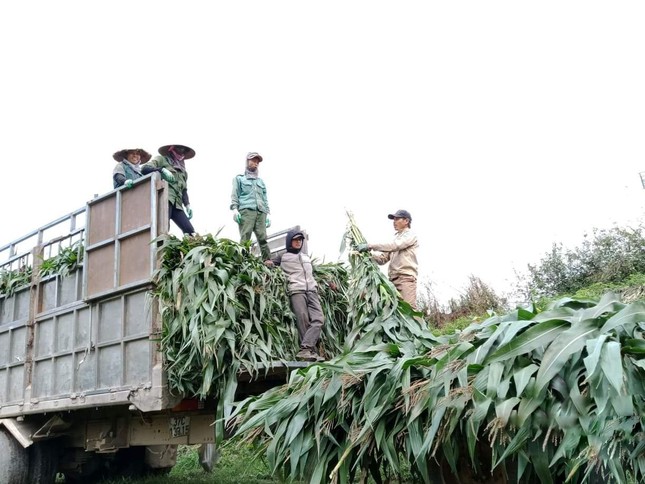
[[639, 171, 645, 189]]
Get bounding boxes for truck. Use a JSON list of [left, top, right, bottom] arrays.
[[0, 173, 305, 483]]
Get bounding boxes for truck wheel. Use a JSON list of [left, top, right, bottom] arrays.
[[28, 440, 59, 484], [0, 428, 30, 484]]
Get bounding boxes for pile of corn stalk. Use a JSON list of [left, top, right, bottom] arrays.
[[152, 233, 349, 441], [228, 214, 645, 483]]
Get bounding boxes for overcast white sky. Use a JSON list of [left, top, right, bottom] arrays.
[[1, 1, 644, 304]]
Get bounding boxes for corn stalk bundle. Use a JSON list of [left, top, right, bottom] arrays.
[[343, 210, 428, 351], [152, 234, 350, 441], [229, 215, 645, 483], [0, 266, 32, 297], [313, 263, 350, 356], [0, 243, 84, 297]]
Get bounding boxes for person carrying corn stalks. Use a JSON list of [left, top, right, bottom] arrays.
[[357, 209, 419, 309], [272, 230, 325, 362]]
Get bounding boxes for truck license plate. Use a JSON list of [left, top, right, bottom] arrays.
[[169, 416, 190, 438]]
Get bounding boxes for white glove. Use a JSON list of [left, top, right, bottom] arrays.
[[265, 214, 271, 228], [185, 205, 193, 219], [232, 209, 241, 224], [123, 179, 133, 189]]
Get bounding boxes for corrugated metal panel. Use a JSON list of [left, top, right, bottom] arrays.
[[0, 175, 172, 417]]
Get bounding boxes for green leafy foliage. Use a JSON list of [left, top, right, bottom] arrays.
[[153, 234, 349, 445], [1, 242, 84, 297], [229, 216, 645, 484], [38, 242, 84, 277], [520, 225, 645, 299], [0, 265, 32, 296]]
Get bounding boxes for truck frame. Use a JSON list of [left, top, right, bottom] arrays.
[[0, 174, 303, 483]]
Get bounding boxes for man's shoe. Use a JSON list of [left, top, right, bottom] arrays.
[[296, 349, 319, 362]]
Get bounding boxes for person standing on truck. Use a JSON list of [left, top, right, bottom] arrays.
[[230, 152, 272, 264], [272, 230, 325, 362], [142, 144, 196, 235], [112, 148, 151, 189], [357, 209, 419, 309]]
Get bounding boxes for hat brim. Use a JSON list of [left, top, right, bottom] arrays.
[[388, 213, 411, 220], [159, 145, 196, 160], [247, 155, 263, 162], [113, 149, 152, 163]]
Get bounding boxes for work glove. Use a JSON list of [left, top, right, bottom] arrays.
[[356, 243, 369, 253], [123, 179, 133, 189], [232, 209, 241, 224], [160, 168, 175, 182], [265, 215, 271, 228], [185, 205, 193, 220]]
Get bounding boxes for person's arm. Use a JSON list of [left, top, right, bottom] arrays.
[[140, 159, 159, 175], [230, 176, 240, 210], [114, 173, 127, 187], [371, 251, 390, 265], [369, 231, 417, 253], [113, 163, 127, 187], [182, 188, 190, 207], [262, 179, 270, 214]]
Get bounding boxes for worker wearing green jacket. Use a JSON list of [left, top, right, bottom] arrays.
[[142, 144, 196, 235], [230, 152, 272, 263]]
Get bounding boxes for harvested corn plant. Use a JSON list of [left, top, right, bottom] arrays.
[[153, 234, 349, 443], [314, 262, 350, 357], [229, 215, 645, 483], [0, 265, 32, 297], [38, 242, 84, 277]]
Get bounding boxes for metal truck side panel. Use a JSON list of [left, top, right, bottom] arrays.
[[0, 175, 173, 417]]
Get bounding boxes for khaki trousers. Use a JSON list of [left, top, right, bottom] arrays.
[[390, 274, 417, 309]]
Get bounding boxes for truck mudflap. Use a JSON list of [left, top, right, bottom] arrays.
[[0, 415, 73, 448], [0, 417, 39, 448]]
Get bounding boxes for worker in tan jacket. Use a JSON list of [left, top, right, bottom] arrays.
[[358, 209, 419, 309]]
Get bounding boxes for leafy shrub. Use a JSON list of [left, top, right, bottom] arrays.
[[518, 224, 645, 300]]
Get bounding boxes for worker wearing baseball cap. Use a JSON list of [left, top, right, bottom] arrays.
[[357, 209, 419, 309], [230, 152, 272, 264]]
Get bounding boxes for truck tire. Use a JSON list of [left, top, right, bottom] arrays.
[[28, 440, 59, 484], [0, 427, 30, 484]]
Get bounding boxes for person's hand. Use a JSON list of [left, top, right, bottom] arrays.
[[265, 215, 271, 228], [264, 259, 274, 268], [356, 243, 369, 253], [329, 281, 338, 291], [232, 209, 241, 224], [123, 179, 133, 189], [185, 205, 193, 219], [161, 168, 175, 182]]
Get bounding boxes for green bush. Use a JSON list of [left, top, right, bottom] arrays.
[[518, 224, 645, 299]]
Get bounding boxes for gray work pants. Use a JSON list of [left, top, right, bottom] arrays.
[[290, 291, 324, 350]]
